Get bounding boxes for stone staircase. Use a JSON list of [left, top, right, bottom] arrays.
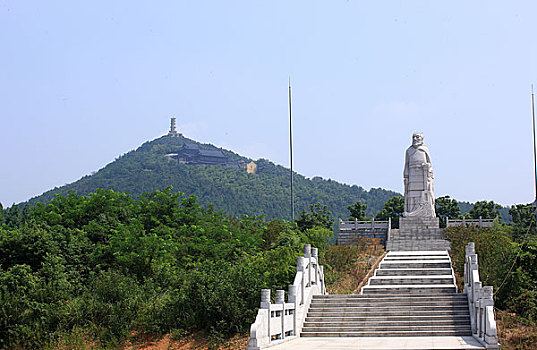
[[301, 251, 473, 338]]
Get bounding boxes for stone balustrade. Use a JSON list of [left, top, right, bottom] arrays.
[[246, 244, 326, 350], [464, 242, 500, 348], [337, 218, 391, 246], [447, 216, 497, 228]]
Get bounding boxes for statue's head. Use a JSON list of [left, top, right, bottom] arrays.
[[412, 132, 424, 147]]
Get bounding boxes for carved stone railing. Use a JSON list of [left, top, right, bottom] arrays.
[[464, 242, 500, 349], [447, 216, 497, 228], [337, 218, 391, 246], [246, 244, 326, 349]]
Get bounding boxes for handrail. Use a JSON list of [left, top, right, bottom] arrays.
[[338, 218, 390, 230], [464, 242, 500, 349], [447, 216, 498, 228], [246, 244, 326, 349]]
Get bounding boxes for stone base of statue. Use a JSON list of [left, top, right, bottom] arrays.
[[399, 217, 440, 230], [387, 217, 450, 251]]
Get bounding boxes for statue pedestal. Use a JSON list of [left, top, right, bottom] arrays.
[[400, 217, 439, 230], [387, 217, 449, 251]]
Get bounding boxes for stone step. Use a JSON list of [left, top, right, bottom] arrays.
[[386, 241, 451, 252], [308, 305, 469, 313], [387, 251, 448, 255], [307, 310, 470, 318], [304, 318, 470, 327], [305, 315, 471, 322], [390, 234, 444, 239], [361, 285, 457, 294], [301, 330, 472, 337], [383, 256, 447, 260], [368, 276, 454, 285], [379, 262, 452, 268], [313, 294, 467, 301], [310, 300, 467, 307], [302, 325, 472, 332], [375, 268, 453, 276]]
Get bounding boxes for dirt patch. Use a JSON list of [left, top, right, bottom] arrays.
[[124, 332, 248, 350], [324, 244, 384, 295], [497, 310, 537, 350]]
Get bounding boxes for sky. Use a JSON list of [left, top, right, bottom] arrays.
[[1, 1, 537, 207]]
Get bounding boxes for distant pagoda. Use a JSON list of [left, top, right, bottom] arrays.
[[168, 117, 180, 137]]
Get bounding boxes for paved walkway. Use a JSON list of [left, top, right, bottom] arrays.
[[267, 336, 485, 349]]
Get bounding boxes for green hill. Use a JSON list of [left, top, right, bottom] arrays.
[[27, 135, 399, 220]]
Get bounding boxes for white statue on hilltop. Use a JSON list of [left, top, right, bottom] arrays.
[[403, 132, 436, 217]]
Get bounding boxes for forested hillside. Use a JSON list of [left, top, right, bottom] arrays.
[[0, 188, 337, 348], [26, 135, 399, 220]]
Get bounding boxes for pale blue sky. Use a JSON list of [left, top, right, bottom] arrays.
[[1, 1, 536, 207]]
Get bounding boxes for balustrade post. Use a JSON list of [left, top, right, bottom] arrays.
[[472, 281, 482, 334], [261, 289, 271, 341], [297, 256, 305, 305], [446, 216, 449, 227], [463, 216, 466, 226], [466, 242, 475, 255], [276, 290, 285, 340], [387, 217, 391, 241], [320, 265, 325, 294], [477, 287, 483, 338], [481, 286, 494, 342], [479, 216, 483, 227], [304, 245, 312, 287], [464, 256, 468, 286], [288, 284, 297, 336], [371, 217, 375, 229], [354, 218, 358, 229], [312, 248, 319, 285]]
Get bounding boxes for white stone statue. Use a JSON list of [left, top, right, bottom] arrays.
[[403, 132, 436, 217]]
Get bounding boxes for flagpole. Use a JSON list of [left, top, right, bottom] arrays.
[[289, 77, 295, 221], [531, 84, 537, 222]]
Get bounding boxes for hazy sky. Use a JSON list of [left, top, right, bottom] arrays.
[[2, 1, 537, 207]]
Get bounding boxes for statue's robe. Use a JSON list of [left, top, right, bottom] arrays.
[[403, 145, 435, 217]]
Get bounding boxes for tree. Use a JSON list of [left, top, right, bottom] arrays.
[[347, 201, 370, 221], [509, 203, 536, 240], [295, 203, 333, 232], [3, 204, 23, 228], [435, 195, 461, 228], [375, 196, 404, 228], [0, 202, 4, 225], [468, 200, 500, 220]]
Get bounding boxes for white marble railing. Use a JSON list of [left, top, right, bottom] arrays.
[[464, 242, 500, 349], [246, 244, 326, 349], [447, 216, 497, 228], [338, 218, 391, 231]]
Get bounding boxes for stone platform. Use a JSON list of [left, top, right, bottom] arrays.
[[387, 217, 450, 251], [266, 336, 485, 349]]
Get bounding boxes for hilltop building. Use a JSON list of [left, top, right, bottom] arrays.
[[164, 118, 257, 173], [176, 142, 229, 165], [168, 117, 180, 137]]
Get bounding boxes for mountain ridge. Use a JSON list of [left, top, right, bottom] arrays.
[[25, 135, 400, 220]]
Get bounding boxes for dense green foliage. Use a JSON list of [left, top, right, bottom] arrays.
[[375, 196, 404, 228], [445, 223, 537, 324], [436, 195, 461, 227], [347, 201, 370, 221], [467, 200, 501, 220], [0, 189, 333, 348], [23, 136, 399, 221], [509, 203, 536, 239], [295, 203, 334, 232]]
